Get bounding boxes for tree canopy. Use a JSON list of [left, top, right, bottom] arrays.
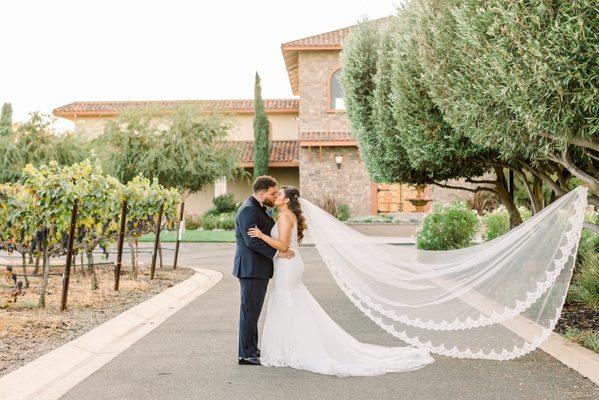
[[253, 72, 270, 178], [341, 0, 598, 226], [0, 112, 88, 183], [95, 106, 241, 197]]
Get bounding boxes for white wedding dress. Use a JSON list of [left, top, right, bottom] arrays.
[[259, 217, 435, 376]]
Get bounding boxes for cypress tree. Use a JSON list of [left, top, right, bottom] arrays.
[[253, 72, 270, 177], [0, 103, 13, 136]]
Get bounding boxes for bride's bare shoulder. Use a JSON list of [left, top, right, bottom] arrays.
[[277, 212, 297, 229]]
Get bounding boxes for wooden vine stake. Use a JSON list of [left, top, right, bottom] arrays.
[[114, 199, 128, 291], [150, 203, 164, 280], [173, 199, 185, 270]]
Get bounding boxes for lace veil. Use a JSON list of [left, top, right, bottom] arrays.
[[299, 186, 588, 360]]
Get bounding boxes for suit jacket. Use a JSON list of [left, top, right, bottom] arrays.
[[233, 196, 277, 279]]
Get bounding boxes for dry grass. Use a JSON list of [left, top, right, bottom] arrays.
[[0, 264, 193, 376]]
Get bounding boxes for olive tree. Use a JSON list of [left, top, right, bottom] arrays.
[[413, 0, 598, 204], [342, 11, 524, 226]]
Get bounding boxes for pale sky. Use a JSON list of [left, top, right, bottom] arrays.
[[0, 0, 399, 131]]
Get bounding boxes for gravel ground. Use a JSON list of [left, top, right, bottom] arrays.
[[0, 265, 192, 377], [556, 302, 599, 335]]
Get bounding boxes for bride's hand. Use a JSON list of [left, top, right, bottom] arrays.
[[247, 227, 264, 239]]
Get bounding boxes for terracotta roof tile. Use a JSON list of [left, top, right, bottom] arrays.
[[237, 140, 299, 166], [281, 27, 351, 49], [282, 17, 392, 95], [53, 99, 299, 119], [281, 16, 391, 49]]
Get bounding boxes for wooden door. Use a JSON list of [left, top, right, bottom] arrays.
[[376, 184, 428, 214], [377, 184, 401, 212]]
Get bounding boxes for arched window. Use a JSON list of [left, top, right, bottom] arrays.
[[328, 68, 346, 111]]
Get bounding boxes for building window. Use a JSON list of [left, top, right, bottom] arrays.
[[329, 68, 346, 111], [214, 178, 227, 198]]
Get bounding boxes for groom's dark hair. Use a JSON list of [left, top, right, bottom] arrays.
[[253, 175, 278, 193]]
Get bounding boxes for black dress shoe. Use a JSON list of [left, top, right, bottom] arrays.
[[238, 356, 261, 365]]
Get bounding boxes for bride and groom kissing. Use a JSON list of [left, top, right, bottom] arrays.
[[233, 176, 434, 377]]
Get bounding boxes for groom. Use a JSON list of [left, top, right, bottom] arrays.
[[233, 175, 295, 365]]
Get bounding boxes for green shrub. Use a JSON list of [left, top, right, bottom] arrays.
[[417, 201, 479, 250], [482, 206, 532, 241], [185, 214, 202, 230], [317, 196, 352, 221], [585, 210, 599, 229], [338, 204, 350, 221], [216, 212, 236, 230], [564, 328, 599, 353], [201, 214, 218, 231], [203, 208, 220, 217], [213, 193, 239, 214], [482, 211, 510, 241], [200, 211, 236, 231], [568, 235, 599, 311]]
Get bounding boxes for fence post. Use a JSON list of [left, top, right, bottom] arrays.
[[173, 199, 185, 270], [150, 203, 164, 280], [60, 199, 79, 312], [114, 199, 127, 291]]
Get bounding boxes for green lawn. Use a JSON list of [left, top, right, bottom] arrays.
[[140, 229, 236, 243]]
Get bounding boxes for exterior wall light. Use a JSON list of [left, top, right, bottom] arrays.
[[334, 154, 343, 169]]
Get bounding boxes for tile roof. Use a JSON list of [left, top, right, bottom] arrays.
[[281, 27, 349, 50], [281, 17, 392, 95], [53, 99, 299, 119], [237, 140, 299, 167], [299, 131, 356, 144]]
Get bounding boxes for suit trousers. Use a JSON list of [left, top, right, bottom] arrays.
[[238, 277, 269, 358]]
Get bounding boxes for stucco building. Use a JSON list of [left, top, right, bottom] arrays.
[[54, 18, 468, 218]]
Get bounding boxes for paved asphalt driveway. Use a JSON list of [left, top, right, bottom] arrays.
[[59, 243, 598, 400]]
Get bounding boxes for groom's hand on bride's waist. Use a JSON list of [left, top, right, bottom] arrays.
[[277, 249, 295, 259]]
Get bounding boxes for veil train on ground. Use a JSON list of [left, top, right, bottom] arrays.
[[299, 186, 588, 360]]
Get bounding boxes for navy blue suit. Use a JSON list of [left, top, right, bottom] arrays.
[[234, 196, 277, 358]]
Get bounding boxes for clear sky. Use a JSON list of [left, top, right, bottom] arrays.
[[0, 0, 399, 131]]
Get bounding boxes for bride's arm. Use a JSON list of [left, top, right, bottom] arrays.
[[247, 214, 293, 252]]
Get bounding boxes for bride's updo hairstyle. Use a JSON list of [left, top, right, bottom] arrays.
[[281, 186, 307, 244]]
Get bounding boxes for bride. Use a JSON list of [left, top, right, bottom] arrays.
[[247, 186, 435, 376]]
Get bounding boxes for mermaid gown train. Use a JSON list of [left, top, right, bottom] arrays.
[[259, 221, 435, 376]]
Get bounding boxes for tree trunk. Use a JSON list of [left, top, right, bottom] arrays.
[[531, 177, 545, 213], [493, 167, 523, 228], [87, 250, 98, 290], [33, 255, 40, 275], [515, 171, 538, 214], [557, 168, 572, 192], [21, 253, 29, 288], [80, 252, 86, 276], [551, 147, 598, 194], [38, 248, 50, 308]]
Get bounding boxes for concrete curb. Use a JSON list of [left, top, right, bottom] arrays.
[[0, 267, 223, 400], [541, 332, 599, 386]]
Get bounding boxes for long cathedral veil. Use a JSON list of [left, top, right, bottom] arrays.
[[299, 186, 588, 360]]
